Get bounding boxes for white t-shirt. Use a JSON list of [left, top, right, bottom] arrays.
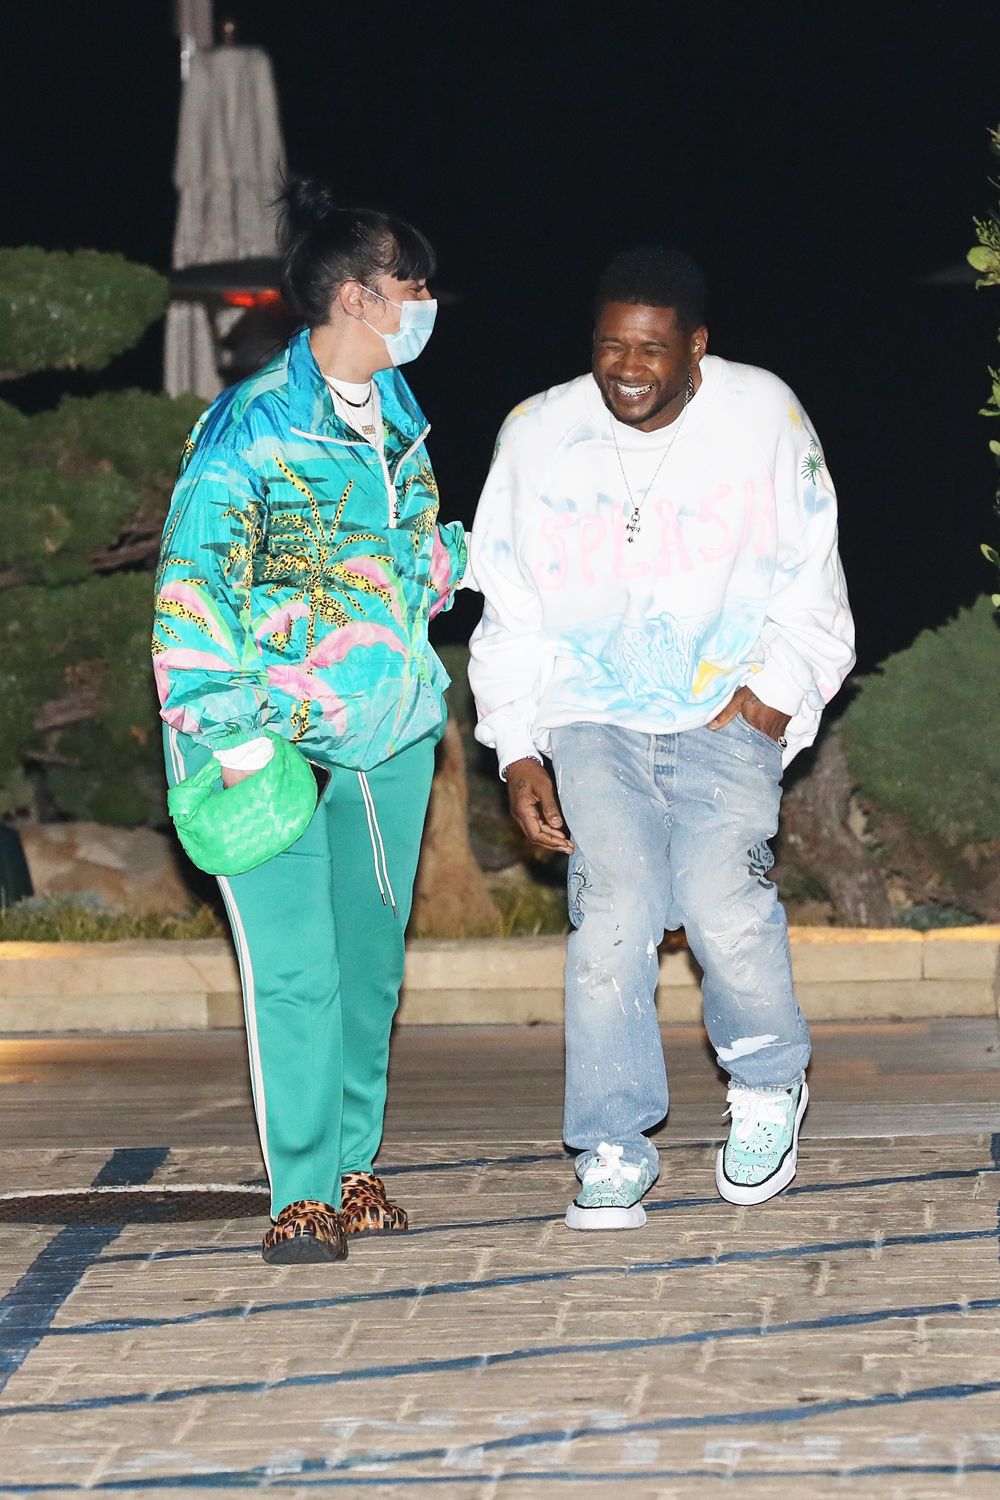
[[324, 374, 384, 450]]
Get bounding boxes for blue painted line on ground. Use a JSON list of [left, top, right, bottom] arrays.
[[381, 1153, 564, 1177], [4, 1377, 1000, 1483], [0, 1148, 168, 1398], [94, 1158, 1000, 1266], [44, 1226, 1000, 1339], [4, 1463, 1000, 1492], [238, 1142, 722, 1192], [401, 1164, 1000, 1238], [376, 1141, 721, 1177], [992, 1131, 1000, 1269], [313, 1380, 1000, 1466], [4, 1291, 1000, 1422]]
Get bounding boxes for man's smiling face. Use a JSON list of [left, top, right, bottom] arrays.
[[592, 301, 707, 432]]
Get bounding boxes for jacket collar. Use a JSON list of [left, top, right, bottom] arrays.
[[285, 325, 428, 454]]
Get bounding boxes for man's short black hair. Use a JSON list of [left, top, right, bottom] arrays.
[[595, 245, 706, 332]]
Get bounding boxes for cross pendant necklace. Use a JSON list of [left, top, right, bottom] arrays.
[[613, 373, 695, 542]]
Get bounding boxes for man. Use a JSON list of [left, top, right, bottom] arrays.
[[468, 246, 854, 1230]]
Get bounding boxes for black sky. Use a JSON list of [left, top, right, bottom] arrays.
[[4, 2, 1000, 670]]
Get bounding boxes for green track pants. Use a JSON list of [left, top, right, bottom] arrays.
[[165, 727, 435, 1217]]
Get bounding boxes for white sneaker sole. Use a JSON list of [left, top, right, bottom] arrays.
[[715, 1079, 810, 1206], [564, 1202, 647, 1231]]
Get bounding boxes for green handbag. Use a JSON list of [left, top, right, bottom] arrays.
[[168, 731, 319, 876]]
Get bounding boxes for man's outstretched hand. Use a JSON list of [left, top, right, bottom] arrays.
[[506, 758, 574, 853], [708, 685, 791, 744]]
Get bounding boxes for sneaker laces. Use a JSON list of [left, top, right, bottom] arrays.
[[725, 1087, 792, 1147], [584, 1143, 642, 1188]]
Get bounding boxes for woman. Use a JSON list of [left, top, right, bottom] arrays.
[[154, 180, 467, 1264]]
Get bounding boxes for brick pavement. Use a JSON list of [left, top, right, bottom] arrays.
[[2, 1128, 1000, 1497]]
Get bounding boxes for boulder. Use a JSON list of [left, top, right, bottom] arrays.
[[17, 822, 191, 916]]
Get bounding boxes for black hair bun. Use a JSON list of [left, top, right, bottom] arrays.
[[277, 176, 337, 236], [274, 178, 436, 326]]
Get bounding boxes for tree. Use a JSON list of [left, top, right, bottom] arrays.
[[0, 248, 167, 379], [0, 248, 203, 823], [967, 125, 1000, 598]]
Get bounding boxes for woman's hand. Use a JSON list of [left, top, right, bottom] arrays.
[[220, 766, 260, 789]]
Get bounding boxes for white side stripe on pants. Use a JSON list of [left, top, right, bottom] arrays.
[[217, 876, 273, 1188], [357, 771, 397, 917], [168, 730, 272, 1188]]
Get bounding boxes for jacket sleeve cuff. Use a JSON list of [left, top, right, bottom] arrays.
[[210, 724, 268, 752], [745, 660, 807, 717]]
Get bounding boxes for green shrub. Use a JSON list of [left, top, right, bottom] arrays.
[[0, 895, 223, 943], [0, 248, 167, 376], [840, 595, 1000, 842], [24, 390, 204, 514], [0, 466, 139, 585], [0, 390, 200, 822], [895, 902, 984, 930], [0, 249, 196, 829], [0, 392, 204, 581], [493, 881, 569, 937], [0, 573, 163, 822]]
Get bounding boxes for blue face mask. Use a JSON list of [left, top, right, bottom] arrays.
[[362, 288, 438, 366]]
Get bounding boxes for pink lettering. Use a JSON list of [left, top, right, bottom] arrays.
[[697, 483, 734, 562], [612, 507, 652, 579], [655, 498, 693, 575], [535, 513, 574, 590], [741, 479, 774, 557], [579, 513, 606, 586]]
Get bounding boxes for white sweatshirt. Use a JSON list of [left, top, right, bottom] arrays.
[[468, 356, 855, 774]]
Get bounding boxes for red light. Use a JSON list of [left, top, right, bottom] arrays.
[[222, 289, 282, 308]]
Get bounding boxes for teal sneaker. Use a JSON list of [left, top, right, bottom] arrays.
[[716, 1078, 809, 1205], [565, 1142, 654, 1230]]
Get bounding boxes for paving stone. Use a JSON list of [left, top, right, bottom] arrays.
[[1, 1024, 1000, 1494], [1, 1128, 999, 1493]]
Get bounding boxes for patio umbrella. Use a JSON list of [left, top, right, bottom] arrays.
[[164, 39, 286, 400]]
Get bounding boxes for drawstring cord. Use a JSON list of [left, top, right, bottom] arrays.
[[357, 772, 397, 917]]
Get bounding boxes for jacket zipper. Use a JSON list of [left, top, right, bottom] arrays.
[[381, 425, 430, 529], [290, 424, 430, 532]]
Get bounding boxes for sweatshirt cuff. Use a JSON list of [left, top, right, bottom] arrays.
[[746, 660, 807, 718], [214, 736, 275, 771], [491, 726, 542, 782]]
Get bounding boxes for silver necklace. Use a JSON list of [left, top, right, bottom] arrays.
[[612, 372, 695, 542]]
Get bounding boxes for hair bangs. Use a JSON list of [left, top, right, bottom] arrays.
[[385, 218, 437, 284]]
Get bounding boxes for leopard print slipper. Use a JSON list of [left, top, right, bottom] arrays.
[[261, 1199, 348, 1264], [340, 1172, 408, 1235]]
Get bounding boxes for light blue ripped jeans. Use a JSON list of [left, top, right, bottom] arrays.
[[549, 718, 810, 1182]]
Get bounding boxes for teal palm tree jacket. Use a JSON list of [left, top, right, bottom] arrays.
[[153, 327, 467, 771]]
